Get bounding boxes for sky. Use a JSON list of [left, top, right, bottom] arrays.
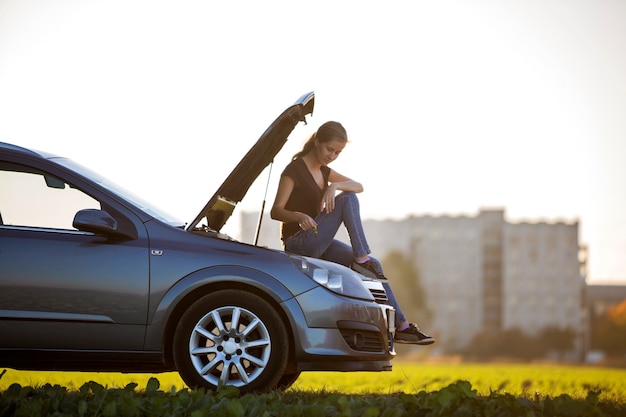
[[0, 0, 624, 284]]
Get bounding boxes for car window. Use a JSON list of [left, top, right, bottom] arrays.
[[52, 157, 185, 227], [0, 166, 100, 230]]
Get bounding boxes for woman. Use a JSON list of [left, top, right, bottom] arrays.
[[271, 121, 434, 345]]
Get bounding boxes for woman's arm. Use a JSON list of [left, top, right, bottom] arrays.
[[328, 169, 364, 193], [270, 176, 317, 231]]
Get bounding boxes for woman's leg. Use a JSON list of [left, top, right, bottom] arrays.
[[365, 257, 407, 326], [324, 192, 371, 259], [317, 239, 353, 266]]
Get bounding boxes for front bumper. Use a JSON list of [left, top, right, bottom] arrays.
[[285, 286, 396, 372]]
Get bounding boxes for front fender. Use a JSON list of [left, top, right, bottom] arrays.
[[144, 265, 306, 350]]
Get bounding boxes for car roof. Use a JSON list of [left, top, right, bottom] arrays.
[[0, 142, 52, 158]]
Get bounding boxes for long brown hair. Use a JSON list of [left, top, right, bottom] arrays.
[[292, 121, 348, 160]]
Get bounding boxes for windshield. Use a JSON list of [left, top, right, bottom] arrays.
[[52, 157, 185, 227]]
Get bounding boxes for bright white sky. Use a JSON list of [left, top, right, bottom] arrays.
[[1, 0, 624, 284]]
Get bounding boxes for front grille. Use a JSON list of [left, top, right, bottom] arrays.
[[339, 329, 385, 353], [369, 288, 388, 304]]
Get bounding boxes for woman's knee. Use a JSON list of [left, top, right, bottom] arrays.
[[337, 191, 357, 199], [336, 191, 360, 207]]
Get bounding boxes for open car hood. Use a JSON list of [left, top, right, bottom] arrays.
[[186, 91, 315, 233]]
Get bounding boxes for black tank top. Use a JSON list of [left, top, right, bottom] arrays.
[[280, 158, 330, 240]]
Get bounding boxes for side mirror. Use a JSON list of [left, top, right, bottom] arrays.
[[73, 209, 120, 236]]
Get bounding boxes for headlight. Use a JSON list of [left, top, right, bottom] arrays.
[[290, 255, 374, 301]]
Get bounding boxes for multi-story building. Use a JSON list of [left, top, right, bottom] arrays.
[[239, 208, 586, 356]]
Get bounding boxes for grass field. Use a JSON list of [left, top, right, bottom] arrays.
[[2, 362, 625, 402]]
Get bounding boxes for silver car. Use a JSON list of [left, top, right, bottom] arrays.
[[0, 92, 395, 393]]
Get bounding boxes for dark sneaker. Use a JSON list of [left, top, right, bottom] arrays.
[[351, 260, 389, 283], [394, 323, 435, 345]]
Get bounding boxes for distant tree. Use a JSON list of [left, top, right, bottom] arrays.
[[500, 327, 545, 360], [463, 330, 502, 360], [593, 298, 626, 356], [537, 326, 576, 360], [382, 250, 432, 326], [463, 326, 575, 361]]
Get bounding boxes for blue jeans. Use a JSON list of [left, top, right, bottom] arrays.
[[283, 192, 407, 325]]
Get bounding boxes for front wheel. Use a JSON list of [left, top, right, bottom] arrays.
[[173, 289, 289, 393]]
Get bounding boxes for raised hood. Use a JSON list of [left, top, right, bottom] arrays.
[[186, 91, 315, 233]]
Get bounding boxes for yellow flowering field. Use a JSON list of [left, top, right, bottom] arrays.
[[2, 362, 625, 402]]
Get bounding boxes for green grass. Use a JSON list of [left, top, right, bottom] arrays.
[[2, 362, 625, 402]]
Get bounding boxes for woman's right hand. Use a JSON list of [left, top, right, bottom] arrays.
[[297, 214, 317, 232]]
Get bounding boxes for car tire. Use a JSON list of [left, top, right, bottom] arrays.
[[173, 289, 289, 393]]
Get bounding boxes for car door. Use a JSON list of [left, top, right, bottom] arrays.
[[0, 161, 149, 350]]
